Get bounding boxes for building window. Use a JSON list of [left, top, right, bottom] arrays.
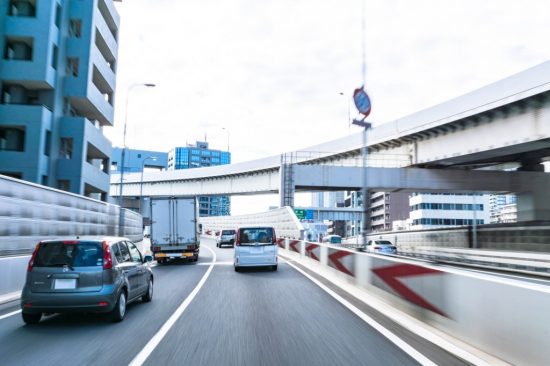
[[4, 37, 33, 61], [42, 175, 48, 185], [66, 57, 79, 76], [0, 126, 25, 151], [51, 45, 58, 69], [44, 130, 51, 156], [55, 3, 62, 28], [58, 180, 70, 192], [59, 137, 73, 159], [69, 19, 82, 38], [8, 0, 36, 17]]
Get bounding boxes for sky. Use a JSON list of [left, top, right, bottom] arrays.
[[107, 0, 550, 214]]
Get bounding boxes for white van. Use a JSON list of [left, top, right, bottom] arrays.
[[234, 226, 278, 272]]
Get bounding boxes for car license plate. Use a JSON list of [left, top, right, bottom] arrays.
[[54, 279, 77, 289], [251, 247, 263, 254], [183, 253, 193, 257]]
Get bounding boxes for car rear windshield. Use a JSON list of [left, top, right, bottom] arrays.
[[376, 241, 393, 246], [34, 241, 103, 267], [222, 230, 235, 235], [239, 228, 274, 244]]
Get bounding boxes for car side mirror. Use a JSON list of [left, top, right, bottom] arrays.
[[144, 255, 153, 263]]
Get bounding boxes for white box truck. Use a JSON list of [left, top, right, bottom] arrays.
[[150, 197, 200, 264]]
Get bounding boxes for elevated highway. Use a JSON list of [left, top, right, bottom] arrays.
[[111, 61, 550, 219]]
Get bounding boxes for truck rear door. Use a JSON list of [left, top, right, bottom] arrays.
[[151, 199, 171, 245], [174, 198, 196, 245]]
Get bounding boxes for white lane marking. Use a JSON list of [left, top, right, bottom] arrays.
[[196, 261, 232, 266], [0, 310, 21, 320], [0, 255, 30, 261], [129, 245, 217, 366], [284, 260, 438, 366]]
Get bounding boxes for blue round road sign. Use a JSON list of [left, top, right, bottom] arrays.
[[353, 87, 371, 117]]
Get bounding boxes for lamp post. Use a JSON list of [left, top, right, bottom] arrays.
[[221, 127, 230, 152], [139, 156, 157, 214], [118, 83, 156, 234]]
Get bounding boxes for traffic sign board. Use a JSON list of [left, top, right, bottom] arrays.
[[353, 87, 371, 117], [294, 208, 306, 220]]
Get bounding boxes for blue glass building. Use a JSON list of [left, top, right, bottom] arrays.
[[168, 141, 231, 216]]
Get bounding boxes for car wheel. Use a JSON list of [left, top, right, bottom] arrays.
[[142, 278, 153, 303], [272, 265, 278, 271], [111, 291, 127, 322], [234, 266, 240, 272], [157, 258, 164, 265], [22, 312, 42, 325]]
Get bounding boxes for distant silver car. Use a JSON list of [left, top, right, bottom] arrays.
[[216, 229, 236, 248], [21, 237, 154, 324], [362, 240, 397, 255]]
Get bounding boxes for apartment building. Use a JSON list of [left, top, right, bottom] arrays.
[[0, 0, 120, 200]]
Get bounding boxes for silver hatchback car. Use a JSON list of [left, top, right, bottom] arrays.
[[21, 237, 154, 324]]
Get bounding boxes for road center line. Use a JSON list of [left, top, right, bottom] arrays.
[[284, 260, 438, 366], [129, 245, 217, 366]]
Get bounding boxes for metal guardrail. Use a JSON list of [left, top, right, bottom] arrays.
[[398, 247, 550, 277]]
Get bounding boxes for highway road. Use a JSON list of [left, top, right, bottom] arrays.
[[0, 237, 469, 366]]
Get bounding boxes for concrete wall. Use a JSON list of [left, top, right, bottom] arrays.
[[0, 174, 143, 256]]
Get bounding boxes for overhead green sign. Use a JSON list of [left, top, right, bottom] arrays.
[[294, 208, 306, 220]]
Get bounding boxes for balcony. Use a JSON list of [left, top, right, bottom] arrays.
[[63, 79, 114, 126]]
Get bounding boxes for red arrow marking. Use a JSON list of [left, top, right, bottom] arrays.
[[305, 243, 319, 261], [277, 239, 285, 248], [289, 240, 300, 252], [328, 251, 354, 276], [372, 264, 446, 317]]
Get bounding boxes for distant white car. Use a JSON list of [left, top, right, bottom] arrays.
[[362, 240, 397, 255], [216, 229, 236, 248]]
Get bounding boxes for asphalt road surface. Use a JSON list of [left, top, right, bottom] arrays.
[[0, 237, 469, 366]]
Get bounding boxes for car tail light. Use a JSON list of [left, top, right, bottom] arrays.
[[27, 242, 41, 272], [23, 303, 32, 308], [102, 241, 112, 269], [153, 246, 161, 252], [373, 246, 381, 250], [98, 301, 109, 307], [235, 230, 241, 246], [272, 229, 277, 244]]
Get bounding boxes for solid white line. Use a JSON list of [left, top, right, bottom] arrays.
[[129, 245, 217, 366], [0, 255, 30, 261], [284, 260, 438, 366], [0, 310, 21, 320]]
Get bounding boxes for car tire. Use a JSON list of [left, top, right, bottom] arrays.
[[142, 279, 153, 303], [157, 258, 164, 265], [272, 265, 278, 271], [22, 312, 42, 325], [234, 266, 240, 272], [111, 291, 127, 322]]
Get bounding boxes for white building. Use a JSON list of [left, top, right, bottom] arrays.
[[409, 193, 490, 230], [500, 203, 517, 223], [489, 194, 517, 223]]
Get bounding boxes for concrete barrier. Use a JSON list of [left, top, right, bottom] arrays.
[[0, 174, 143, 256], [199, 206, 304, 239], [280, 238, 550, 366]]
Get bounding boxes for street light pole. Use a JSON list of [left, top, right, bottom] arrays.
[[118, 83, 156, 235], [139, 156, 157, 214], [221, 127, 230, 151]]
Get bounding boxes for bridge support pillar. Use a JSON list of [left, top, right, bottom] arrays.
[[280, 154, 295, 207], [517, 160, 550, 221]]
